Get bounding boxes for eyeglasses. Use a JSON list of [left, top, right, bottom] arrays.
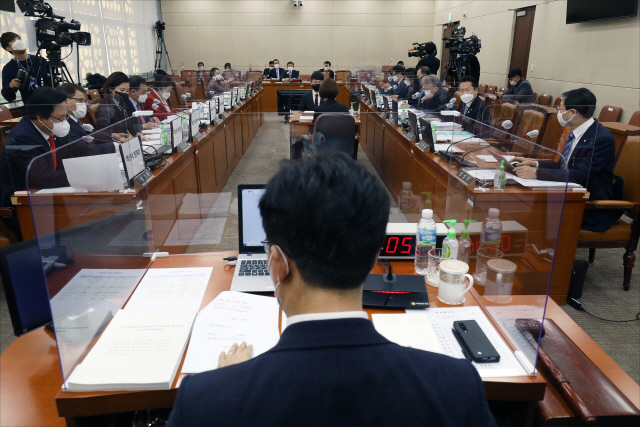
[[261, 240, 274, 253], [50, 114, 69, 123], [70, 97, 86, 103]]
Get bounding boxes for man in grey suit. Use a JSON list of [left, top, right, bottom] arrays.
[[497, 68, 536, 103]]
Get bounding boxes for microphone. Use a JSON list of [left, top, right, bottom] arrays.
[[151, 104, 159, 110], [502, 120, 513, 130], [387, 58, 393, 65], [445, 98, 457, 109], [153, 99, 161, 104], [526, 129, 539, 138]]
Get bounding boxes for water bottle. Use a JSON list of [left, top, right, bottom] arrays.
[[415, 209, 436, 274], [397, 182, 414, 212], [494, 160, 506, 190], [160, 125, 168, 146], [350, 102, 355, 116], [401, 106, 408, 124], [479, 208, 502, 250]]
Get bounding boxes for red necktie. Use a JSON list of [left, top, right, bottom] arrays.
[[136, 103, 146, 124], [315, 94, 319, 107], [48, 136, 57, 171]]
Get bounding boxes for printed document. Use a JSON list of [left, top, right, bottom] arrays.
[[372, 314, 444, 354]]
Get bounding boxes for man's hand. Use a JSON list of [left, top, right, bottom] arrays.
[[143, 121, 158, 130], [111, 133, 129, 142], [512, 157, 536, 167], [421, 95, 429, 101], [496, 92, 503, 98], [514, 165, 537, 179], [381, 83, 390, 89], [390, 95, 399, 100], [218, 342, 253, 368], [9, 78, 21, 89], [150, 117, 161, 125]]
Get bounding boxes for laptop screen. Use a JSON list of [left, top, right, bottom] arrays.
[[238, 185, 267, 253]]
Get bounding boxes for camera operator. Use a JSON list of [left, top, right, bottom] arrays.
[[1, 32, 52, 103], [497, 68, 536, 104], [415, 42, 440, 76]]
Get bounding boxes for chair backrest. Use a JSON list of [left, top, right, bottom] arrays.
[[498, 87, 508, 94], [613, 135, 640, 203], [0, 105, 13, 121], [335, 71, 351, 82], [489, 100, 502, 126], [486, 85, 497, 95], [598, 105, 622, 123], [88, 103, 100, 123], [312, 114, 357, 159], [193, 80, 205, 100], [321, 71, 330, 80], [356, 71, 373, 83], [553, 96, 564, 107], [87, 89, 101, 101], [246, 71, 262, 81], [537, 94, 552, 106], [494, 102, 516, 125], [478, 83, 488, 93], [299, 74, 311, 81], [453, 91, 462, 109], [515, 108, 548, 143], [181, 70, 197, 79], [628, 111, 640, 127]]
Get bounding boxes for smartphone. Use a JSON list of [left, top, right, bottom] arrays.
[[452, 320, 500, 363]]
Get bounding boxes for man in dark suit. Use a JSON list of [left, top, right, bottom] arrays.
[[263, 60, 274, 78], [412, 74, 450, 111], [282, 61, 299, 81], [268, 59, 283, 80], [124, 76, 161, 130], [318, 60, 334, 79], [458, 76, 492, 127], [514, 88, 617, 232], [297, 71, 324, 111], [415, 41, 440, 76], [497, 68, 536, 104], [380, 65, 404, 97], [166, 152, 497, 427]]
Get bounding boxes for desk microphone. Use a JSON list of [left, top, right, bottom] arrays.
[[526, 129, 539, 138], [501, 120, 513, 130], [445, 98, 457, 109], [387, 58, 393, 65]]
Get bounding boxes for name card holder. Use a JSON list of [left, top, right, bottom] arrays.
[[177, 141, 191, 152], [416, 141, 430, 153], [455, 169, 476, 187], [134, 168, 154, 187]]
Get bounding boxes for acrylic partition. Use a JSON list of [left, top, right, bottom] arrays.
[[24, 117, 156, 391]]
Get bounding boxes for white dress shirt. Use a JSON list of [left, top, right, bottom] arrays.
[[565, 117, 594, 159], [33, 121, 51, 142], [286, 311, 369, 328]]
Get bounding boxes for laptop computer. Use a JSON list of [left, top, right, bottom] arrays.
[[229, 185, 274, 293]]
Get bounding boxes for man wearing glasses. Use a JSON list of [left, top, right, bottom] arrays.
[[167, 153, 497, 427]]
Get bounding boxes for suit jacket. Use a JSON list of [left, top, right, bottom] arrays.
[[312, 98, 349, 128], [416, 55, 440, 75], [422, 87, 451, 111], [502, 79, 536, 104], [122, 97, 148, 130], [143, 89, 179, 121], [268, 68, 284, 80], [64, 117, 117, 155], [458, 95, 492, 128], [166, 319, 497, 427], [207, 78, 230, 97], [281, 70, 300, 80], [395, 78, 414, 100], [538, 120, 617, 232], [297, 90, 319, 111], [263, 67, 271, 77]]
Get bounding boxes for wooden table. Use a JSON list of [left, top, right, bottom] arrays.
[[1, 252, 637, 427], [260, 81, 351, 112], [0, 116, 21, 130]]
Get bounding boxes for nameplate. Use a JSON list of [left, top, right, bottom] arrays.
[[380, 112, 387, 119], [214, 118, 222, 125], [177, 141, 191, 152], [134, 168, 154, 187], [405, 132, 415, 141], [416, 141, 430, 152], [387, 118, 395, 125], [456, 169, 476, 187], [222, 111, 229, 119], [192, 132, 203, 141]]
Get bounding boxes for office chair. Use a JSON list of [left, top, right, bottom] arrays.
[[304, 114, 358, 159], [598, 105, 623, 123]]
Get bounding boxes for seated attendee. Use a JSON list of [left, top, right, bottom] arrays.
[[408, 68, 433, 107], [397, 60, 405, 69], [282, 62, 299, 81], [269, 59, 283, 80], [166, 152, 498, 427], [196, 62, 205, 79], [94, 72, 131, 132], [320, 61, 334, 79], [297, 71, 324, 111], [497, 68, 536, 103], [413, 75, 449, 111], [86, 72, 107, 90], [380, 65, 404, 96], [143, 76, 180, 120], [207, 68, 230, 97], [415, 41, 440, 75], [514, 88, 617, 232], [312, 79, 349, 128], [224, 63, 232, 72], [396, 68, 418, 101], [1, 32, 52, 103], [458, 76, 492, 127], [263, 60, 274, 77], [124, 76, 161, 129]]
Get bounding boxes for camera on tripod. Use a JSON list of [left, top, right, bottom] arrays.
[[16, 0, 91, 50], [408, 43, 428, 58], [443, 26, 481, 55]]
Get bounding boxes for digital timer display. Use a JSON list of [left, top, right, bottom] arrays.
[[380, 235, 416, 258]]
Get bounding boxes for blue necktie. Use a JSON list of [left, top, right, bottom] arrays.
[[562, 132, 575, 166]]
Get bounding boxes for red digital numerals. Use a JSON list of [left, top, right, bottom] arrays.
[[385, 236, 413, 254], [469, 235, 512, 253]]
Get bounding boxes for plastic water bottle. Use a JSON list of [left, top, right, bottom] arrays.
[[398, 182, 414, 211], [401, 105, 408, 123], [160, 125, 169, 146], [457, 219, 477, 264], [494, 160, 506, 190], [479, 208, 502, 250], [415, 209, 436, 274], [350, 102, 355, 116]]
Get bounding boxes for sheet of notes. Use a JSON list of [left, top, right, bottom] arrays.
[[372, 314, 444, 354], [182, 291, 280, 374], [124, 267, 213, 312]]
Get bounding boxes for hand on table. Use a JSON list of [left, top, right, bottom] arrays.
[[9, 78, 21, 89], [390, 95, 399, 100], [421, 95, 429, 101], [143, 121, 158, 130], [513, 165, 537, 179], [218, 342, 253, 368], [111, 133, 129, 142], [512, 157, 536, 167], [496, 92, 503, 98], [150, 117, 161, 125]]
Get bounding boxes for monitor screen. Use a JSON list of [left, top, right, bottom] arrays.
[[0, 0, 15, 12], [392, 100, 399, 125], [567, 0, 638, 24], [239, 186, 267, 251], [408, 111, 418, 141], [171, 116, 182, 148]]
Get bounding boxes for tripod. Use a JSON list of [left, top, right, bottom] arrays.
[[154, 25, 172, 72], [45, 48, 74, 86]]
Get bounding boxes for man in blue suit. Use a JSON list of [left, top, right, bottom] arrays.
[[514, 88, 617, 232], [166, 153, 497, 427]]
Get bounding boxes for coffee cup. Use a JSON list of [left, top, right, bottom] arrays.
[[437, 259, 474, 305]]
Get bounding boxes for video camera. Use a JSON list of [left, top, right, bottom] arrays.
[[408, 42, 428, 58], [16, 0, 91, 51], [443, 26, 481, 55]]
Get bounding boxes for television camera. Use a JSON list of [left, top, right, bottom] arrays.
[[408, 42, 436, 58], [442, 26, 481, 84], [443, 26, 481, 55], [16, 0, 91, 85]]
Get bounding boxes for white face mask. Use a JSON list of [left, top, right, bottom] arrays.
[[216, 74, 223, 81], [324, 66, 329, 71], [198, 66, 204, 70], [73, 102, 87, 119], [162, 91, 171, 100], [404, 79, 411, 87], [268, 245, 290, 308], [137, 93, 147, 104], [11, 39, 27, 52], [423, 90, 434, 99], [509, 80, 517, 86], [269, 66, 273, 70], [557, 109, 574, 127], [389, 75, 397, 82], [288, 67, 293, 71], [40, 118, 70, 137], [460, 93, 475, 104], [274, 64, 279, 69]]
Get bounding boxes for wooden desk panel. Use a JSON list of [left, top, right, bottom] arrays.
[[260, 81, 350, 112]]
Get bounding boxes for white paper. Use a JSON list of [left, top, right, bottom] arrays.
[[511, 176, 580, 188], [434, 144, 464, 153], [300, 115, 314, 121], [63, 153, 123, 192], [124, 267, 213, 312], [181, 291, 280, 373], [477, 155, 515, 163], [466, 169, 517, 181], [36, 187, 88, 194], [411, 306, 528, 378], [65, 310, 196, 391], [142, 128, 161, 134], [302, 111, 315, 114], [372, 314, 444, 354]]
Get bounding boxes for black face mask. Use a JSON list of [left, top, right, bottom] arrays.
[[312, 84, 320, 92], [114, 91, 128, 104]]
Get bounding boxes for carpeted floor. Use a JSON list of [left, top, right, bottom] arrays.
[[1, 114, 638, 387]]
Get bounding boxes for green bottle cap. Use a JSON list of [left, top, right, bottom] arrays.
[[443, 219, 457, 238], [499, 160, 505, 172]]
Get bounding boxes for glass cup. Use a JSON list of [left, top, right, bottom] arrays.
[[437, 259, 474, 305], [473, 247, 504, 285], [426, 248, 450, 287], [484, 258, 517, 303]]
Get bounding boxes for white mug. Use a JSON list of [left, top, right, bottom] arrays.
[[437, 259, 474, 305]]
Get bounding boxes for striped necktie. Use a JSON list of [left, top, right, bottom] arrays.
[[561, 132, 575, 166]]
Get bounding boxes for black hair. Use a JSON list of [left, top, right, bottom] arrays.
[[562, 88, 597, 118], [102, 71, 129, 94], [57, 83, 85, 98], [397, 61, 405, 66], [209, 67, 220, 78], [160, 76, 176, 91], [324, 61, 331, 66], [417, 66, 431, 76], [425, 41, 436, 55], [273, 59, 279, 63], [197, 61, 204, 67], [224, 62, 231, 69], [26, 87, 68, 120], [404, 68, 417, 80], [310, 71, 324, 81], [268, 60, 274, 65], [128, 76, 147, 91], [390, 65, 404, 74], [508, 68, 522, 79], [259, 152, 390, 290], [460, 75, 478, 88], [287, 61, 294, 66], [0, 32, 19, 51]]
